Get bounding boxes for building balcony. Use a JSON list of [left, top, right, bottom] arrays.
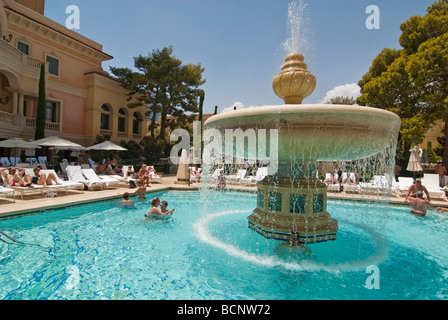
[[0, 38, 42, 72], [0, 110, 60, 137]]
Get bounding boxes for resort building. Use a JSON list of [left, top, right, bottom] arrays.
[[0, 0, 148, 156]]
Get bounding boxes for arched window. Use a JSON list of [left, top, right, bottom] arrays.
[[118, 107, 128, 133], [100, 104, 111, 130], [133, 112, 142, 135]]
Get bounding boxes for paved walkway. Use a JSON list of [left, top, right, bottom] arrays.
[[1, 175, 447, 219]]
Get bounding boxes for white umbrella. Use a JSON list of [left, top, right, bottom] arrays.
[[176, 149, 190, 182], [86, 141, 127, 151], [0, 138, 42, 149], [32, 136, 85, 150], [0, 138, 42, 165], [407, 147, 423, 175]]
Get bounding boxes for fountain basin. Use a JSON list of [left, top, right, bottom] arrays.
[[205, 104, 401, 162]]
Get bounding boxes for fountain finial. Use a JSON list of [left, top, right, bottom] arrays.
[[273, 53, 316, 104]]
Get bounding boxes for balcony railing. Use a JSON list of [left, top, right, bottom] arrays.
[[0, 38, 42, 69], [25, 118, 60, 132]]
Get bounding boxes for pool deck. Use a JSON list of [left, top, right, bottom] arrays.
[[1, 174, 447, 219]]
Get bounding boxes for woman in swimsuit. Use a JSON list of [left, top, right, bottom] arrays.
[[405, 178, 431, 202]]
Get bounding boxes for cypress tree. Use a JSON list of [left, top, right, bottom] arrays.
[[35, 63, 46, 142]]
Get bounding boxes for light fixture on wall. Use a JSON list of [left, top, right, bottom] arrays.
[[2, 34, 13, 43], [0, 96, 10, 105]]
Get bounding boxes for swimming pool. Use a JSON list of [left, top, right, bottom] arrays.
[[1, 190, 447, 300]]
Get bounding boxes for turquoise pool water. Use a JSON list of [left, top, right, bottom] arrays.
[[1, 190, 447, 300]]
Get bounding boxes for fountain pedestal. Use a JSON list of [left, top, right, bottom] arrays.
[[248, 174, 338, 244]]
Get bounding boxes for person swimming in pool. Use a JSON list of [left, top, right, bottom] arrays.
[[160, 200, 174, 214], [118, 192, 134, 207], [145, 197, 174, 218], [405, 197, 432, 216]]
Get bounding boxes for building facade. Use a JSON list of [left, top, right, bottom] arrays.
[[0, 0, 147, 155]]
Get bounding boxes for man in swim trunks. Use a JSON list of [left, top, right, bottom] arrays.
[[0, 167, 32, 187], [405, 197, 432, 216]]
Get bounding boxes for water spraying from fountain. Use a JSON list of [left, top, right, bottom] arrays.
[[283, 0, 310, 55], [202, 0, 401, 250]]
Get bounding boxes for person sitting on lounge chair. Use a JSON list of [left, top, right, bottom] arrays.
[[148, 166, 162, 179], [0, 167, 32, 187], [31, 166, 61, 186], [324, 173, 338, 185]]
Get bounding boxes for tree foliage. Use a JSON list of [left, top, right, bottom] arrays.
[[358, 0, 448, 166], [110, 46, 206, 142]]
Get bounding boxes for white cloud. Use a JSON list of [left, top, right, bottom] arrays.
[[320, 83, 361, 104], [221, 101, 248, 113]]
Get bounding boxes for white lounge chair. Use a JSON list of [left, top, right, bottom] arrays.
[[395, 177, 415, 197], [148, 166, 162, 183], [81, 169, 119, 189], [324, 173, 340, 192], [66, 166, 106, 190], [109, 165, 138, 187], [2, 168, 46, 200], [0, 186, 15, 202], [226, 169, 247, 185], [40, 169, 84, 193], [342, 172, 361, 193], [361, 175, 397, 196], [240, 167, 268, 186], [422, 174, 446, 201]]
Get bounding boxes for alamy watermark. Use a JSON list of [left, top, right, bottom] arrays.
[[170, 121, 279, 175], [365, 265, 380, 290], [366, 5, 380, 30], [65, 5, 80, 30]]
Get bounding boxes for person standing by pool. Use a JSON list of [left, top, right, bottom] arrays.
[[145, 197, 174, 217], [132, 180, 147, 200]]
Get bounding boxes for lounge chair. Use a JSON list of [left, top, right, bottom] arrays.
[[66, 166, 106, 190], [9, 157, 21, 166], [0, 186, 15, 202], [0, 157, 11, 167], [395, 177, 415, 197], [361, 175, 397, 196], [26, 157, 38, 165], [342, 172, 361, 193], [2, 168, 46, 200], [226, 169, 247, 185], [109, 165, 138, 187], [324, 173, 340, 192], [81, 169, 119, 189], [240, 167, 268, 186], [148, 166, 162, 183], [422, 174, 446, 201], [38, 156, 47, 164], [40, 169, 84, 194]]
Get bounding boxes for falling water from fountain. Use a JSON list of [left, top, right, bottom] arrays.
[[200, 0, 401, 259]]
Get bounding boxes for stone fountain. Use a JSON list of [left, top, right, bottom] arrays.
[[204, 1, 401, 245]]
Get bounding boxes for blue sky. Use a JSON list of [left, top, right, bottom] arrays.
[[45, 0, 435, 114]]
